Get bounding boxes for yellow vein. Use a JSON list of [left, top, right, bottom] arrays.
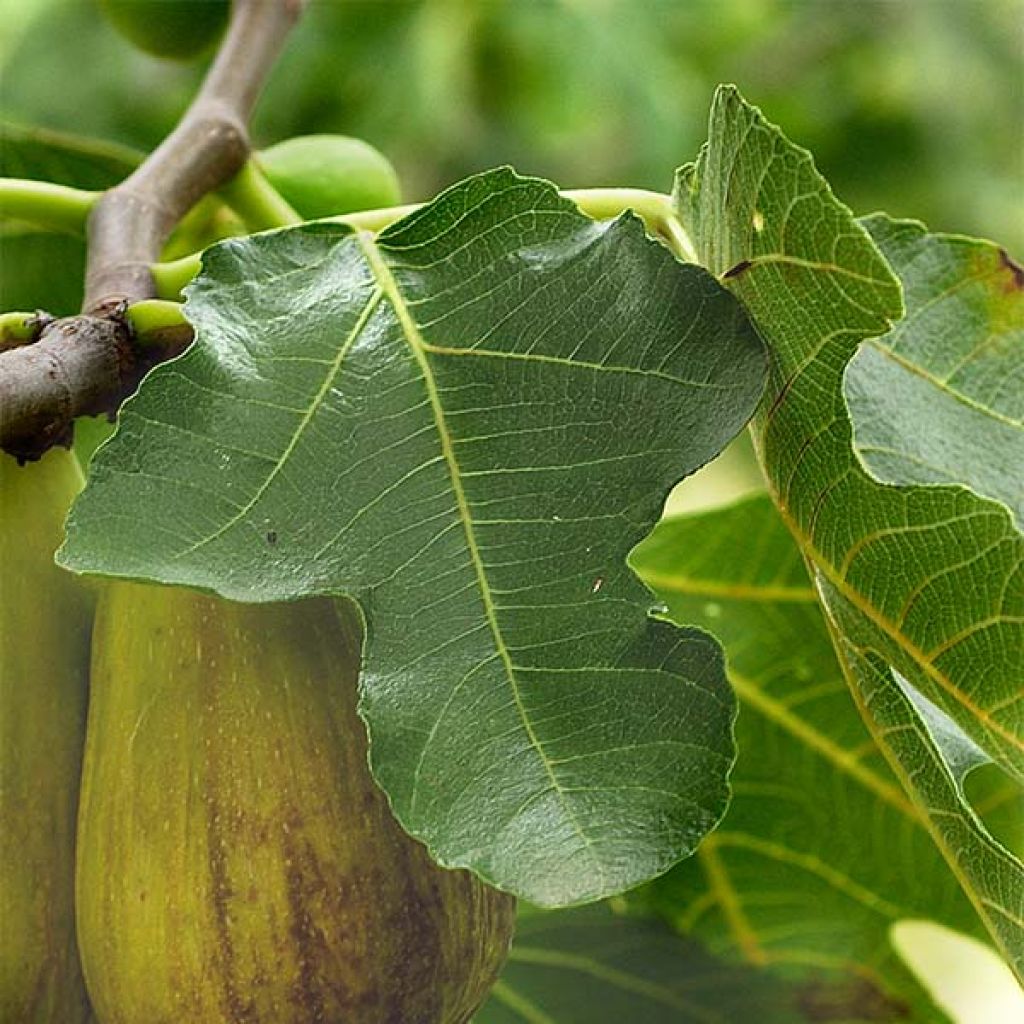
[[354, 231, 599, 878], [697, 839, 767, 965], [729, 669, 916, 817], [762, 471, 1024, 755], [507, 947, 721, 1023], [488, 980, 558, 1024], [864, 339, 1022, 430], [835, 635, 1024, 977], [638, 571, 816, 603], [710, 832, 907, 918], [177, 288, 385, 556]]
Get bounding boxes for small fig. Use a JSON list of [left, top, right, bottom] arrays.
[[258, 135, 402, 219], [98, 0, 229, 61]]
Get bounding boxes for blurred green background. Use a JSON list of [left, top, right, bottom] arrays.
[[2, 0, 1022, 254]]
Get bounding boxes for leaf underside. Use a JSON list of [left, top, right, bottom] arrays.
[[676, 85, 1023, 976], [846, 214, 1023, 530], [61, 167, 767, 906]]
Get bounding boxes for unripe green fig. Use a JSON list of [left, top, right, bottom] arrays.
[[0, 449, 94, 1022], [98, 0, 229, 61], [258, 135, 402, 219], [77, 584, 515, 1023]]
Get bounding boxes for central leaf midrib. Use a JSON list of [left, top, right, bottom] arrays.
[[355, 232, 599, 872]]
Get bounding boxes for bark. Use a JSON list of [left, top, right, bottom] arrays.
[[0, 0, 304, 460]]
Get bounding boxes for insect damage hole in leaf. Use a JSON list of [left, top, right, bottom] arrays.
[[60, 167, 768, 907]]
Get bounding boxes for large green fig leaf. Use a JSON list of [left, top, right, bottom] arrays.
[[476, 905, 797, 1023], [632, 494, 998, 1021], [60, 167, 766, 906], [674, 86, 1023, 970], [845, 215, 1023, 529]]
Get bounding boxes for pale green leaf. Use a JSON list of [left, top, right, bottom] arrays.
[[846, 215, 1023, 528], [823, 584, 1024, 979], [673, 87, 1023, 970], [60, 167, 766, 906]]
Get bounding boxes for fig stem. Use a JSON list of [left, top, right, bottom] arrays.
[[0, 0, 305, 460], [125, 300, 191, 349], [0, 311, 50, 350], [218, 159, 302, 231], [0, 179, 99, 235]]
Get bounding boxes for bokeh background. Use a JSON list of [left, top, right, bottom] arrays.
[[3, 0, 1023, 255]]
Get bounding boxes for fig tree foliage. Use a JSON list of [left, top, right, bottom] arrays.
[[4, 80, 1020, 1022]]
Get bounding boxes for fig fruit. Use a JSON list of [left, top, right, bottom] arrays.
[[77, 584, 515, 1023], [98, 0, 229, 61], [0, 449, 94, 1022], [257, 135, 402, 219]]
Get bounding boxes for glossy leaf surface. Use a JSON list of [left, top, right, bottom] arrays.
[[61, 167, 766, 905]]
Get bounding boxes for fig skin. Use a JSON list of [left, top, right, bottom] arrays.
[[258, 135, 402, 219], [77, 583, 515, 1023], [98, 0, 229, 61], [0, 449, 94, 1022]]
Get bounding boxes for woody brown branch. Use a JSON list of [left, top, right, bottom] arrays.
[[0, 0, 304, 462]]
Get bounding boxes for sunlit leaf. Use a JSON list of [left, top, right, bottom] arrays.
[[674, 83, 1023, 976]]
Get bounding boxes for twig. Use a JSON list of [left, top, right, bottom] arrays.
[[0, 0, 303, 461]]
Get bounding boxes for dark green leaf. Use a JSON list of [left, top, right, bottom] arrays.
[[476, 905, 798, 1023], [0, 121, 140, 188], [60, 168, 766, 905], [0, 228, 86, 317]]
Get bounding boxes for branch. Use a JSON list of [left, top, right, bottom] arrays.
[[0, 0, 304, 461]]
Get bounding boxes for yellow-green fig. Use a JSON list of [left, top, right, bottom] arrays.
[[257, 135, 402, 219], [98, 0, 229, 61], [0, 449, 94, 1022], [77, 583, 515, 1023]]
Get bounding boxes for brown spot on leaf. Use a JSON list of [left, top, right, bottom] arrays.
[[998, 247, 1024, 291], [797, 977, 911, 1022], [723, 259, 753, 280]]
